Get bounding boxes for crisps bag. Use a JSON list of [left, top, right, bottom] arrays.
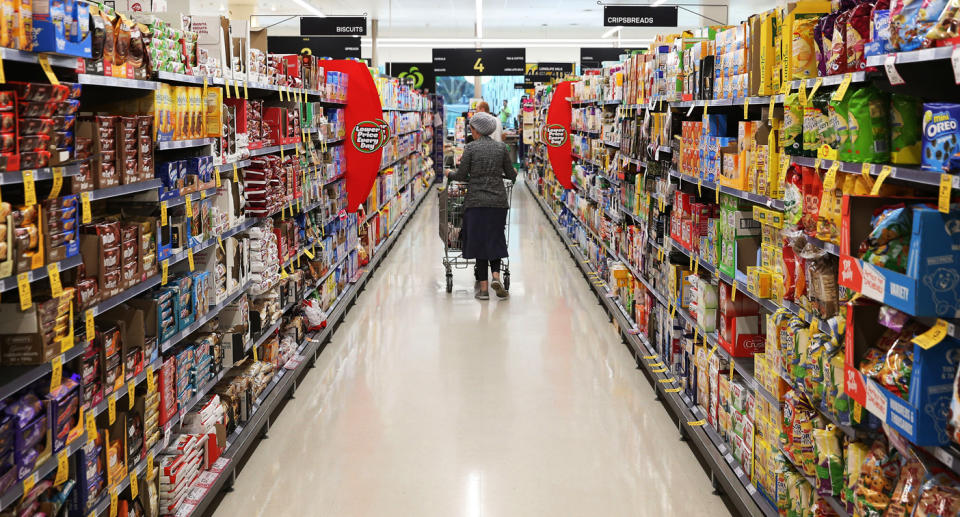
[[847, 85, 890, 163], [782, 92, 805, 155], [890, 93, 922, 165]]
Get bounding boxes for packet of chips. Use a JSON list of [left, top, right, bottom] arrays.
[[854, 438, 900, 516], [783, 93, 805, 155], [813, 425, 844, 496], [886, 458, 927, 516], [847, 85, 891, 163], [877, 325, 917, 399], [858, 204, 912, 273], [830, 92, 853, 161], [890, 93, 923, 165], [892, 0, 950, 51], [913, 474, 960, 516], [846, 2, 875, 73], [792, 17, 820, 79], [927, 0, 960, 40]]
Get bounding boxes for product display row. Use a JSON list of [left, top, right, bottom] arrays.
[[0, 27, 437, 517], [528, 2, 960, 516]]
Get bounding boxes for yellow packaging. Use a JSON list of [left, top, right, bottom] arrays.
[[781, 2, 831, 80], [15, 0, 30, 50], [173, 86, 188, 141], [154, 84, 174, 141], [205, 87, 223, 137]]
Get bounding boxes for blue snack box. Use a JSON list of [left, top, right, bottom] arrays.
[[921, 102, 960, 172]]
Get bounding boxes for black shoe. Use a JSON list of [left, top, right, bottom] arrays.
[[491, 281, 509, 298]]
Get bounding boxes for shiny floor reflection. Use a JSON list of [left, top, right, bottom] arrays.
[[212, 179, 732, 517]]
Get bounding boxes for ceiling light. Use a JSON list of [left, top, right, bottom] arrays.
[[651, 0, 667, 5], [291, 0, 324, 17], [475, 0, 483, 39], [601, 26, 622, 38]]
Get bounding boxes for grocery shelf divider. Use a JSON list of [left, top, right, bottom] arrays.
[[156, 138, 215, 151], [0, 254, 83, 293], [0, 161, 85, 185]]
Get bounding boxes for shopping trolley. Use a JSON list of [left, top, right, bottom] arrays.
[[438, 177, 514, 293]]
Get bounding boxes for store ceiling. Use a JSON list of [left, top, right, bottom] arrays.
[[213, 0, 780, 40]]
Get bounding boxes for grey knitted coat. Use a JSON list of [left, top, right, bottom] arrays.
[[448, 136, 518, 209]]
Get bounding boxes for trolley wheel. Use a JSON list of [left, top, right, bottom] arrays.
[[445, 274, 453, 293], [504, 273, 511, 291]]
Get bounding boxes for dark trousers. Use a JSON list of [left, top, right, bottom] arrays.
[[474, 259, 502, 282]]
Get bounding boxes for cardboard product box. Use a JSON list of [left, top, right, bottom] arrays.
[[0, 290, 73, 365], [781, 2, 831, 81], [99, 409, 126, 487], [67, 439, 105, 516], [31, 0, 92, 57], [839, 195, 960, 318], [843, 302, 960, 445], [47, 377, 82, 453], [43, 196, 80, 263]]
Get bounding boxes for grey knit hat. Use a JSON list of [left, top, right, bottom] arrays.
[[469, 112, 497, 136]]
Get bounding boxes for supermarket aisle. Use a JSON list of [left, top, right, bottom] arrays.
[[213, 178, 731, 517]]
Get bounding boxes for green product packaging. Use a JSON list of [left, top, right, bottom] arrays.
[[829, 92, 852, 161], [846, 85, 890, 163], [890, 93, 922, 165], [804, 90, 836, 155], [781, 92, 804, 156]]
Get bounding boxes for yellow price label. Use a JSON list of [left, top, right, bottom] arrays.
[[185, 195, 193, 218], [233, 78, 240, 99], [731, 282, 737, 301], [810, 317, 820, 335], [0, 54, 5, 83], [23, 170, 36, 206], [85, 411, 97, 444], [833, 73, 853, 101], [769, 93, 776, 115], [49, 166, 64, 199], [664, 387, 682, 393], [81, 192, 92, 223], [109, 488, 118, 517], [17, 272, 31, 311], [187, 248, 195, 271], [280, 267, 288, 279], [694, 255, 699, 275], [252, 343, 259, 362], [653, 367, 668, 373], [707, 344, 718, 360], [643, 355, 657, 360], [147, 365, 155, 394], [200, 189, 206, 200], [940, 174, 953, 213], [54, 450, 69, 485], [160, 201, 168, 226], [860, 162, 873, 184], [37, 54, 59, 85], [244, 79, 249, 99], [715, 183, 720, 203], [780, 79, 791, 96], [108, 393, 116, 425], [703, 99, 709, 116], [233, 163, 239, 183], [913, 319, 951, 350], [161, 259, 169, 285], [807, 77, 823, 104], [128, 380, 136, 409], [871, 165, 892, 195], [304, 247, 315, 260], [649, 361, 664, 367], [798, 79, 808, 106], [129, 471, 138, 499], [823, 161, 840, 192], [224, 78, 231, 99], [146, 453, 154, 480], [658, 378, 676, 383], [687, 419, 706, 426], [47, 262, 63, 297], [814, 157, 822, 171], [22, 472, 36, 497], [50, 354, 63, 391], [217, 236, 224, 251], [215, 167, 222, 188]]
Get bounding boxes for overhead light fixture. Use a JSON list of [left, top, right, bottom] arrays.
[[601, 26, 622, 39], [475, 0, 483, 39], [292, 0, 325, 17], [651, 0, 667, 5]]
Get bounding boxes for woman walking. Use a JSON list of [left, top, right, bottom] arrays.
[[446, 112, 517, 300]]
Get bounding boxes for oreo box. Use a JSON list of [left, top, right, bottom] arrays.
[[921, 103, 960, 172]]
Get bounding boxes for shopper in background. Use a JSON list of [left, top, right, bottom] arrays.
[[475, 101, 503, 142], [499, 99, 512, 129], [445, 112, 516, 300]]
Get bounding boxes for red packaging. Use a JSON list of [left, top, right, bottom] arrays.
[[846, 3, 873, 73], [801, 166, 823, 237]]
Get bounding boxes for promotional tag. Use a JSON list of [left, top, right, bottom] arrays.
[[658, 378, 675, 383], [160, 201, 167, 226], [187, 248, 194, 271], [108, 393, 116, 424], [823, 162, 840, 192], [86, 411, 97, 443], [147, 365, 155, 394], [18, 273, 31, 311], [244, 79, 249, 99], [161, 259, 168, 285], [37, 55, 60, 85], [913, 319, 950, 350], [22, 472, 36, 497], [128, 380, 136, 409], [687, 419, 706, 426], [884, 54, 905, 85], [833, 73, 852, 101], [146, 453, 154, 480], [50, 355, 62, 391], [743, 96, 749, 119], [200, 189, 206, 200], [870, 165, 892, 195], [665, 387, 682, 393], [217, 236, 224, 251], [49, 258, 67, 297], [233, 163, 239, 183], [49, 167, 64, 199], [0, 54, 5, 83], [940, 174, 953, 213], [185, 195, 193, 218], [109, 488, 117, 517], [806, 77, 823, 104], [81, 192, 92, 223], [23, 170, 36, 206], [731, 282, 737, 301], [129, 471, 138, 499], [54, 450, 69, 485]]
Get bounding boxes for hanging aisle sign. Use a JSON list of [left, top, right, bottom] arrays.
[[322, 60, 385, 212], [300, 16, 368, 35], [267, 36, 361, 59], [433, 48, 526, 76], [603, 5, 679, 27], [545, 81, 574, 189], [580, 48, 643, 69]]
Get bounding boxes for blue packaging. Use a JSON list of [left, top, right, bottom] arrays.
[[922, 102, 960, 172], [864, 10, 892, 57]]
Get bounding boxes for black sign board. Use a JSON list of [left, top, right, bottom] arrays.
[[524, 62, 575, 81], [433, 48, 525, 76], [387, 62, 435, 92], [579, 47, 641, 69], [267, 36, 361, 59], [603, 5, 678, 27], [300, 16, 367, 36], [514, 82, 535, 89]]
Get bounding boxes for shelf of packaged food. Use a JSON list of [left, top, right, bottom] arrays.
[[572, 129, 600, 137], [180, 183, 432, 517], [670, 169, 786, 211], [248, 142, 302, 157], [790, 70, 869, 89], [88, 357, 164, 428], [528, 182, 776, 517], [866, 47, 956, 67], [603, 140, 620, 148], [0, 423, 90, 510], [789, 155, 950, 189], [217, 159, 251, 172], [0, 253, 83, 293], [569, 99, 597, 106], [155, 71, 209, 84], [160, 281, 253, 354], [317, 137, 345, 146], [599, 99, 623, 106], [87, 179, 163, 201], [673, 95, 785, 108], [156, 138, 215, 151], [162, 187, 219, 208], [379, 149, 419, 172], [0, 343, 86, 402], [160, 368, 228, 432], [382, 106, 425, 112], [395, 128, 423, 137], [0, 161, 85, 185], [804, 234, 840, 256], [77, 74, 159, 90], [780, 450, 850, 516], [90, 441, 165, 516], [0, 48, 80, 68], [571, 154, 604, 169]]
